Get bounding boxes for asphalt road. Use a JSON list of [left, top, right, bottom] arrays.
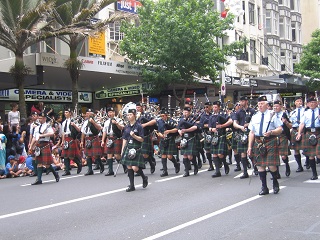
[[1, 155, 320, 240]]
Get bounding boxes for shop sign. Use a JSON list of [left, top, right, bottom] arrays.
[[240, 78, 250, 87], [233, 77, 241, 85], [95, 83, 153, 99], [88, 32, 106, 58], [250, 79, 258, 87], [116, 0, 142, 14], [225, 76, 232, 85], [0, 89, 92, 103]]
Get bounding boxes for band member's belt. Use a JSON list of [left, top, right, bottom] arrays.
[[38, 141, 50, 143], [292, 127, 298, 130], [306, 128, 320, 132], [255, 135, 276, 143], [183, 133, 194, 138]]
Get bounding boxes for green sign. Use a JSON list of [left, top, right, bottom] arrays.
[[95, 83, 152, 99]]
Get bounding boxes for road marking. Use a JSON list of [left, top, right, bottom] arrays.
[[143, 186, 286, 240], [155, 170, 207, 182], [304, 175, 320, 183], [234, 169, 254, 179], [0, 183, 150, 220]]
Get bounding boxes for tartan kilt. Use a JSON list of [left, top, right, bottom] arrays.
[[290, 129, 304, 151], [236, 132, 249, 154], [104, 137, 122, 155], [278, 134, 291, 156], [160, 136, 177, 156], [122, 142, 145, 168], [84, 136, 102, 157], [211, 134, 227, 155], [180, 136, 197, 156], [254, 137, 280, 167], [35, 142, 53, 165], [61, 137, 81, 159], [302, 131, 320, 157], [141, 134, 153, 155]]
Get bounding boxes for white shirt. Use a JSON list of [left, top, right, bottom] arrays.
[[33, 122, 54, 141], [102, 117, 124, 136]]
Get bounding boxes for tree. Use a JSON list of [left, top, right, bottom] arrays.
[[295, 29, 320, 92], [120, 0, 245, 105], [54, 0, 121, 110], [0, 0, 99, 118]]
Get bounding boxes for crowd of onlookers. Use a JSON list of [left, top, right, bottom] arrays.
[[0, 101, 85, 180]]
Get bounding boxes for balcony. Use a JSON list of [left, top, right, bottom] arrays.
[[236, 52, 249, 67]]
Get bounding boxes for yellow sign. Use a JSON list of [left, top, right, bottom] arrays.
[[88, 32, 106, 57]]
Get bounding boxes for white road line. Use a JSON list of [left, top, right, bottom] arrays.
[[0, 183, 149, 220], [143, 186, 286, 240], [234, 169, 254, 179], [304, 176, 320, 183], [155, 170, 207, 182]]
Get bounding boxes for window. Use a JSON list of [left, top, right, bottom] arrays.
[[250, 39, 256, 63], [249, 3, 255, 25], [242, 1, 246, 24], [265, 10, 271, 33], [30, 43, 40, 53], [279, 0, 283, 4], [109, 21, 123, 41], [286, 17, 290, 39], [279, 17, 284, 38], [274, 12, 278, 35], [290, 0, 294, 10], [257, 7, 261, 26], [292, 22, 296, 42], [45, 38, 55, 54], [77, 39, 86, 57]]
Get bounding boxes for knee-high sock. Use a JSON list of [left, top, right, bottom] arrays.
[[127, 169, 134, 187], [137, 168, 146, 179], [64, 157, 70, 172], [161, 158, 168, 172], [32, 160, 38, 174], [258, 171, 267, 188], [183, 158, 190, 173], [241, 157, 248, 174], [87, 158, 93, 171], [270, 170, 279, 186], [234, 154, 240, 166], [107, 159, 113, 172], [37, 166, 43, 181], [206, 152, 213, 168], [212, 157, 220, 173], [310, 159, 318, 176], [294, 154, 302, 168]]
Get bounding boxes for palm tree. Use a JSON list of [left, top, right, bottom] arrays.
[[54, 0, 126, 110]]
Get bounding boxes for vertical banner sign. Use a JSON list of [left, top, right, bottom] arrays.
[[88, 32, 106, 58], [220, 72, 226, 96]]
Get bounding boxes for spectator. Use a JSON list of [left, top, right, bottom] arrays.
[[8, 103, 20, 127], [6, 155, 22, 178], [3, 124, 15, 163], [25, 155, 34, 175], [30, 101, 42, 115], [0, 129, 7, 174]]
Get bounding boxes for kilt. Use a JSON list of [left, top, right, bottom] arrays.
[[180, 136, 197, 156], [236, 132, 249, 154], [253, 136, 280, 167], [203, 133, 212, 151], [122, 141, 145, 168], [61, 137, 81, 159], [278, 134, 291, 156], [290, 128, 304, 151], [211, 134, 227, 155], [84, 136, 102, 157], [160, 136, 177, 156], [35, 142, 53, 165], [141, 134, 153, 155], [104, 137, 122, 155], [302, 130, 320, 157]]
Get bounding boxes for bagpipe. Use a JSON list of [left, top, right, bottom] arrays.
[[88, 117, 100, 136]]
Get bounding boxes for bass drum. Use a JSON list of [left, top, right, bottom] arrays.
[[121, 102, 136, 122]]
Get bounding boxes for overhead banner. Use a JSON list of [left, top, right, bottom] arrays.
[[0, 89, 92, 103], [95, 83, 153, 99], [116, 0, 142, 14], [88, 32, 106, 58]]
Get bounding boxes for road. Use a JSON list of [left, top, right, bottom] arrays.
[[1, 155, 320, 240]]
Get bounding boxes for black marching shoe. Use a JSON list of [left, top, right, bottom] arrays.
[[211, 172, 222, 178], [62, 171, 71, 176], [77, 164, 82, 174], [296, 167, 304, 172], [259, 187, 269, 195], [240, 173, 249, 179], [160, 171, 168, 177], [126, 185, 135, 192], [311, 175, 318, 180], [224, 164, 230, 175], [234, 165, 241, 172], [100, 164, 105, 173], [174, 163, 180, 174], [273, 182, 280, 194], [143, 176, 148, 188], [208, 166, 214, 171], [31, 179, 42, 185], [105, 171, 114, 176], [53, 171, 60, 182], [84, 170, 94, 176], [285, 165, 291, 177], [150, 162, 155, 174]]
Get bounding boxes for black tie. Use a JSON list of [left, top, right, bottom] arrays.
[[311, 110, 315, 128], [259, 113, 264, 136], [39, 124, 43, 134], [64, 120, 68, 132], [297, 108, 300, 123]]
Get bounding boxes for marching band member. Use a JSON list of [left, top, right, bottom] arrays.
[[273, 101, 291, 177], [29, 112, 59, 185], [28, 112, 39, 177], [136, 102, 156, 174], [209, 101, 232, 178], [296, 97, 320, 180], [60, 108, 82, 176], [101, 107, 125, 176], [199, 101, 214, 171], [121, 108, 148, 192], [233, 96, 256, 179], [176, 106, 199, 177], [289, 97, 306, 172], [247, 96, 283, 195], [80, 109, 103, 176]]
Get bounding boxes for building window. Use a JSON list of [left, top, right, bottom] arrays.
[[250, 39, 256, 63], [265, 10, 271, 33], [109, 21, 123, 41], [30, 43, 41, 53], [77, 39, 86, 57], [292, 22, 296, 42], [290, 0, 294, 10], [242, 1, 246, 24], [279, 17, 284, 38], [249, 3, 255, 25], [286, 17, 290, 40], [45, 38, 55, 54], [257, 7, 261, 26], [279, 0, 283, 4]]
